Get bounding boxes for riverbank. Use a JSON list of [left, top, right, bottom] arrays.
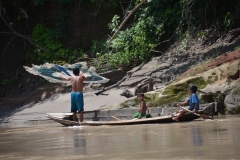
[[1, 28, 240, 122], [0, 88, 134, 123]]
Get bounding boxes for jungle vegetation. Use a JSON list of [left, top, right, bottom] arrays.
[[1, 0, 240, 71]]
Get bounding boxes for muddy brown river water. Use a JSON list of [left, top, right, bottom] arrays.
[[0, 116, 240, 160]]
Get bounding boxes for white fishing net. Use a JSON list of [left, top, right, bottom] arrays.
[[24, 62, 109, 84]]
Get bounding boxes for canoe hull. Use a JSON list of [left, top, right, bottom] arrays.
[[46, 103, 214, 126], [82, 116, 173, 126], [46, 112, 199, 126]]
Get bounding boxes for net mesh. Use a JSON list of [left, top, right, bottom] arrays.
[[24, 62, 109, 84]]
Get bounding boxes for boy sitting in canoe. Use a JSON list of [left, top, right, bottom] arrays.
[[133, 93, 147, 119], [172, 85, 200, 121]]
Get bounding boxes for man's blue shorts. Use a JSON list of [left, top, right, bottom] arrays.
[[71, 92, 84, 112]]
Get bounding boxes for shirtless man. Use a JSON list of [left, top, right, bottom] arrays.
[[60, 67, 86, 122], [133, 93, 147, 119]]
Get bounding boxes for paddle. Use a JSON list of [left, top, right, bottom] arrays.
[[179, 106, 213, 120], [111, 116, 121, 121]]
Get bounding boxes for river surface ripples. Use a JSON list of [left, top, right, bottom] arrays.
[[0, 115, 240, 159]]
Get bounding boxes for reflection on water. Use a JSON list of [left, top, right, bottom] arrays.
[[0, 116, 240, 159], [73, 129, 87, 155], [190, 125, 203, 157], [191, 125, 202, 147], [141, 127, 149, 148]]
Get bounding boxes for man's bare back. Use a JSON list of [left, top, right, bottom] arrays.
[[71, 74, 85, 92], [60, 73, 86, 92]]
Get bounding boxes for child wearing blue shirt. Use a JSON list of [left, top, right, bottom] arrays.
[[172, 85, 200, 121]]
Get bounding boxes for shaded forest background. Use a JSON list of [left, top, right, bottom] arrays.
[[1, 0, 240, 84]]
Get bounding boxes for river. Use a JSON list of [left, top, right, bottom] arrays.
[[0, 116, 240, 159]]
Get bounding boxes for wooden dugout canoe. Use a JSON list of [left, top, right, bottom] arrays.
[[46, 110, 200, 126]]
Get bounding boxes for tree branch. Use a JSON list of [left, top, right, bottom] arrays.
[[107, 0, 148, 46], [0, 15, 67, 59]]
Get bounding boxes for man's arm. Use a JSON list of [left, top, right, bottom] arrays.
[[60, 75, 72, 81], [80, 72, 87, 81]]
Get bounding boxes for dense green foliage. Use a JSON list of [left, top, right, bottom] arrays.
[[94, 0, 240, 70], [1, 0, 240, 69], [27, 24, 78, 63], [94, 0, 175, 69]]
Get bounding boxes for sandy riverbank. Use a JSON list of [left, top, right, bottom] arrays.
[[0, 88, 134, 123]]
